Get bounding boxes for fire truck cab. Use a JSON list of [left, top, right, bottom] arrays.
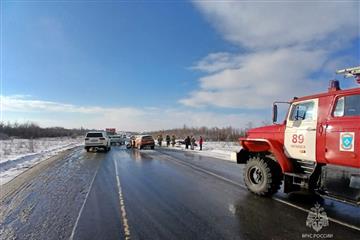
[[238, 67, 360, 205]]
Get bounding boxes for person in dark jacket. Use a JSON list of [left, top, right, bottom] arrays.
[[185, 136, 190, 149], [166, 135, 171, 147], [157, 135, 163, 147], [171, 135, 176, 147], [199, 136, 203, 151]]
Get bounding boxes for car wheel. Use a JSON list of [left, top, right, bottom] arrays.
[[151, 146, 154, 150], [85, 147, 90, 152]]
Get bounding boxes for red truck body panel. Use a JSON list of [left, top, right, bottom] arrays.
[[241, 87, 360, 171]]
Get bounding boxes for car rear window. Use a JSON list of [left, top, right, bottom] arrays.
[[142, 136, 154, 141], [86, 133, 103, 138]]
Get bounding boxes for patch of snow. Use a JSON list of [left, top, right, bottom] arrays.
[[0, 137, 83, 185], [173, 141, 241, 161]]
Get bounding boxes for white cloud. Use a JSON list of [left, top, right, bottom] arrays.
[[191, 52, 243, 73], [181, 47, 328, 108], [193, 1, 359, 49], [1, 95, 143, 116], [182, 1, 359, 109], [1, 95, 263, 131]]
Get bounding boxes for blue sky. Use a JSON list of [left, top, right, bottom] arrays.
[[1, 1, 359, 131], [4, 2, 224, 106]]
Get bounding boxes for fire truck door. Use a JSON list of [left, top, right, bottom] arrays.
[[325, 94, 360, 168], [284, 99, 318, 161]]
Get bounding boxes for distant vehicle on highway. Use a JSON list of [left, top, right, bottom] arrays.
[[106, 128, 116, 136], [84, 131, 111, 152], [109, 135, 125, 145], [134, 135, 155, 150]]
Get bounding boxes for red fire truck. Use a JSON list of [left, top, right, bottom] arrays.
[[237, 66, 360, 205], [106, 128, 116, 136]]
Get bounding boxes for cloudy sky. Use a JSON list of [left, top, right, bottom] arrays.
[[1, 1, 359, 131]]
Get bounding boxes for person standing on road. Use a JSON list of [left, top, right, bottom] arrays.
[[190, 136, 196, 150], [157, 135, 163, 147], [166, 135, 171, 147], [185, 136, 190, 149], [171, 135, 176, 147], [199, 136, 203, 151]]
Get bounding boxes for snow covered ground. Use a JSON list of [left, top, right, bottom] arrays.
[[173, 141, 241, 161], [0, 137, 83, 185]]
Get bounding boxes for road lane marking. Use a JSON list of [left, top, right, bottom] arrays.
[[69, 164, 100, 240], [157, 150, 360, 232], [114, 159, 131, 240]]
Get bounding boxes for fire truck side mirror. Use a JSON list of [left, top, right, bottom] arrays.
[[272, 104, 278, 123]]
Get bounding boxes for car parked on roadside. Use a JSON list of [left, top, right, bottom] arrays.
[[134, 135, 155, 150], [84, 131, 111, 152]]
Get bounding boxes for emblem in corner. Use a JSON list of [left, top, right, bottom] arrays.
[[340, 132, 355, 152]]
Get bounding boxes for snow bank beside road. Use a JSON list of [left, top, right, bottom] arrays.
[[0, 137, 83, 185], [174, 141, 241, 161]]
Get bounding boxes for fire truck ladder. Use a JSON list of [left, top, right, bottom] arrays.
[[336, 66, 360, 84]]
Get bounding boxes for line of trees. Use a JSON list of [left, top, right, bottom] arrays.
[[0, 122, 90, 139], [0, 121, 268, 141], [146, 125, 247, 142]]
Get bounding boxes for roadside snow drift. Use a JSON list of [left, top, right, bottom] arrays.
[[0, 137, 83, 185], [174, 141, 241, 161]]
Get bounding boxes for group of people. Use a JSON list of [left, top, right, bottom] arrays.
[[156, 134, 204, 150], [184, 136, 203, 150], [157, 134, 176, 147]]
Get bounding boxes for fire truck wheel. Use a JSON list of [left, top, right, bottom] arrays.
[[244, 156, 282, 196]]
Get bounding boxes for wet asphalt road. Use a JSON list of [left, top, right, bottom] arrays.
[[0, 146, 359, 240]]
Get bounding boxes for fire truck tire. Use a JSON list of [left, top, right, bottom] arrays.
[[244, 156, 282, 196]]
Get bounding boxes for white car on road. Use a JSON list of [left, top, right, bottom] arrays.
[[84, 131, 111, 152], [109, 135, 126, 145]]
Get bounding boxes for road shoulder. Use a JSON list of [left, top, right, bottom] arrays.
[[0, 147, 79, 200]]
